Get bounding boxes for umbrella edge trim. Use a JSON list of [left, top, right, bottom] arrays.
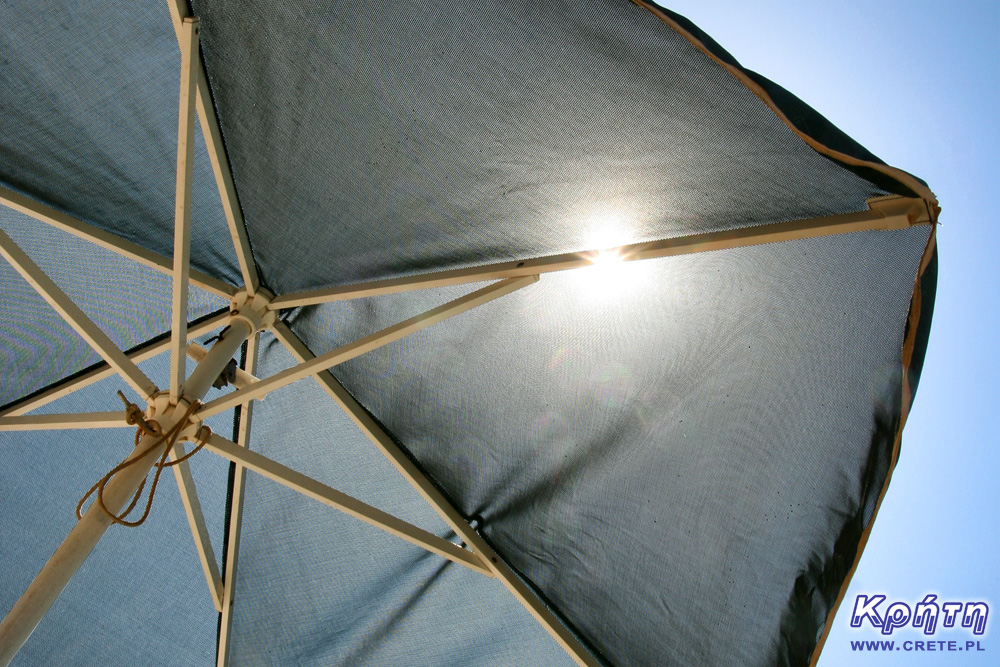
[[804, 222, 937, 666], [630, 0, 939, 209]]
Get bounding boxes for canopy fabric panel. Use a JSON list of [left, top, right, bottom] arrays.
[[190, 0, 899, 295], [227, 335, 576, 666], [291, 225, 931, 665], [631, 2, 930, 200], [0, 1, 241, 287], [0, 210, 228, 408]]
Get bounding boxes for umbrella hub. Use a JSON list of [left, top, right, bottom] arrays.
[[228, 287, 276, 335], [142, 391, 210, 446], [75, 391, 212, 529]]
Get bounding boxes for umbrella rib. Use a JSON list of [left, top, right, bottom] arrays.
[[165, 0, 261, 296], [0, 310, 229, 418], [167, 28, 225, 612], [217, 333, 259, 667], [0, 185, 235, 300], [270, 321, 601, 667], [170, 16, 199, 402], [203, 433, 493, 576], [168, 442, 224, 612], [169, 30, 229, 610], [0, 412, 129, 431], [0, 229, 159, 402], [197, 276, 538, 420], [269, 194, 934, 309]]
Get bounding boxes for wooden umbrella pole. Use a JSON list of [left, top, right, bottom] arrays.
[[0, 319, 252, 666]]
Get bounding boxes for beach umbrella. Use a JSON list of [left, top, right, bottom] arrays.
[[0, 1, 937, 665]]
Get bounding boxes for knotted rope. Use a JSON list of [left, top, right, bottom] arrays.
[[76, 391, 212, 527]]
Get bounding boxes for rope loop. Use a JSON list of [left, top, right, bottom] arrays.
[[76, 393, 208, 527]]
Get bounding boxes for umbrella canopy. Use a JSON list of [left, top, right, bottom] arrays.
[[0, 1, 937, 666]]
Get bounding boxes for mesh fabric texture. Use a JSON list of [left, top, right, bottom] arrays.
[[190, 0, 893, 295], [0, 210, 228, 408], [226, 335, 577, 666], [0, 1, 241, 287], [293, 226, 930, 665]]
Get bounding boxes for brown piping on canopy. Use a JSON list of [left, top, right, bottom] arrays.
[[630, 0, 939, 215], [807, 222, 938, 666]]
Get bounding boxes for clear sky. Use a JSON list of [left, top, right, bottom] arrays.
[[663, 1, 999, 664]]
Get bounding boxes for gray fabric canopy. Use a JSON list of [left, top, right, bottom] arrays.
[[0, 1, 937, 666]]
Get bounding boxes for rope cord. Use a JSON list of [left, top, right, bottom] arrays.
[[76, 391, 212, 527], [203, 325, 232, 347]]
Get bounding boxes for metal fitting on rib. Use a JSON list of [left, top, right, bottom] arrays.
[[866, 195, 936, 228]]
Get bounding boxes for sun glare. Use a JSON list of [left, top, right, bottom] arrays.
[[592, 248, 624, 266], [565, 210, 655, 301], [574, 244, 634, 301]]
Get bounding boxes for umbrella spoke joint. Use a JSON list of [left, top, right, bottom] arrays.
[[76, 392, 211, 529], [228, 287, 277, 334]]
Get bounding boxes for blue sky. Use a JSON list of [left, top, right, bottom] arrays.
[[664, 1, 999, 664]]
